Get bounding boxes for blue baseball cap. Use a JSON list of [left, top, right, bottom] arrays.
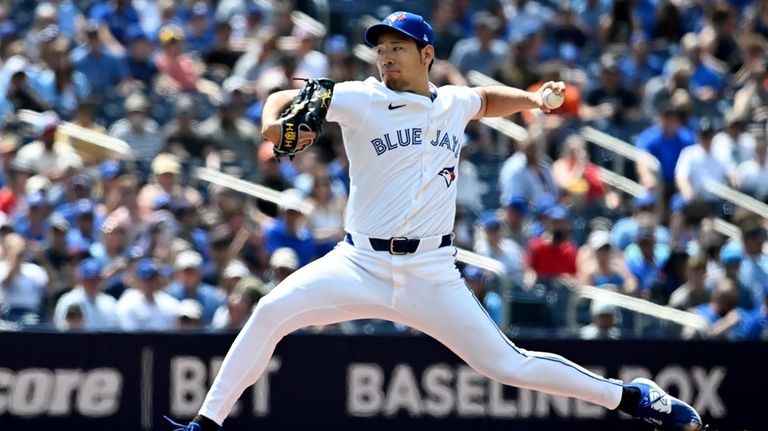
[[462, 265, 485, 281], [136, 258, 159, 280], [75, 199, 95, 216], [544, 205, 570, 221], [479, 211, 501, 230], [534, 193, 556, 216], [364, 11, 434, 47], [100, 160, 122, 179], [720, 244, 743, 265], [152, 193, 172, 210], [633, 192, 656, 209], [27, 192, 48, 208], [78, 258, 103, 279], [669, 193, 688, 214], [504, 195, 528, 215]]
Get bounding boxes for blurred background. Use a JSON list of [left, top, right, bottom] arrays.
[[0, 0, 767, 429]]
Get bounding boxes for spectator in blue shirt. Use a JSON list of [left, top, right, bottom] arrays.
[[88, 0, 141, 53], [263, 189, 317, 268], [738, 221, 768, 311], [165, 250, 225, 325], [183, 2, 214, 55], [124, 25, 158, 87], [610, 191, 671, 250], [692, 278, 762, 340], [463, 265, 503, 327], [70, 24, 130, 94], [635, 106, 695, 190], [65, 199, 103, 249], [13, 192, 49, 242], [625, 226, 670, 299]]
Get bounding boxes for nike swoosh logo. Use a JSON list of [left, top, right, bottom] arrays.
[[388, 103, 406, 110]]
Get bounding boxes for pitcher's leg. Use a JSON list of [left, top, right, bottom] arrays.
[[199, 244, 397, 424], [395, 279, 623, 410]]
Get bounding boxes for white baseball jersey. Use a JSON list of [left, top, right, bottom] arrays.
[[326, 77, 481, 238]]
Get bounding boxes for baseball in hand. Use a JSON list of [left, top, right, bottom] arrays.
[[542, 88, 565, 109]]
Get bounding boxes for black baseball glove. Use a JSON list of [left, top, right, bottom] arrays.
[[274, 77, 335, 160]]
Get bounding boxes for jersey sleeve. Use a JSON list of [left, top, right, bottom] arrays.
[[444, 85, 483, 124], [326, 81, 372, 127]]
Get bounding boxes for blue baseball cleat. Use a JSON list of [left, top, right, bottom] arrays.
[[626, 378, 705, 431], [164, 416, 207, 431]]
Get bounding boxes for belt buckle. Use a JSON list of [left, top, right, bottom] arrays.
[[389, 237, 409, 255]]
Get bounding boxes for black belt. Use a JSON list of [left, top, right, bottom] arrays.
[[344, 233, 452, 255]]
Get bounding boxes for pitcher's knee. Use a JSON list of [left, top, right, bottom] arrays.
[[250, 295, 296, 333]]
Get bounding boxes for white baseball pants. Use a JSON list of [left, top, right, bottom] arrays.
[[199, 240, 623, 424]]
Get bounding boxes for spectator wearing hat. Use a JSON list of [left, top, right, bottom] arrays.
[[263, 189, 316, 268], [13, 191, 50, 242], [124, 24, 158, 87], [636, 104, 696, 193], [137, 152, 202, 222], [154, 24, 220, 100], [610, 191, 671, 251], [108, 92, 162, 162], [41, 213, 71, 274], [116, 258, 179, 331], [0, 233, 49, 323], [501, 195, 530, 248], [498, 126, 557, 205], [165, 250, 224, 325], [220, 259, 251, 296], [526, 205, 578, 284], [624, 225, 669, 298], [449, 11, 508, 76], [177, 298, 205, 330], [70, 22, 130, 94], [88, 0, 141, 54], [463, 265, 503, 327], [674, 117, 729, 202], [263, 247, 299, 293], [16, 111, 82, 179], [734, 129, 768, 201], [473, 210, 525, 288], [579, 300, 621, 340], [578, 229, 636, 293], [579, 54, 642, 138], [64, 198, 102, 249], [183, 2, 214, 55], [668, 255, 711, 311], [53, 258, 118, 330], [211, 276, 265, 331]]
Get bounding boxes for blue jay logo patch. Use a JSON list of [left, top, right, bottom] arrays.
[[438, 166, 456, 188]]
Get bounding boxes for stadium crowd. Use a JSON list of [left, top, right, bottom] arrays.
[[0, 0, 766, 340]]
